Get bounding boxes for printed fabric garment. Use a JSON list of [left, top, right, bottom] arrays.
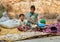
[[26, 12, 38, 22], [25, 12, 38, 26], [43, 22, 60, 35]]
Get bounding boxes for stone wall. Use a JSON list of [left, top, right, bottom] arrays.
[[0, 0, 60, 17]]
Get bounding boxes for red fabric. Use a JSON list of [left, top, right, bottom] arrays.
[[17, 26, 30, 31]]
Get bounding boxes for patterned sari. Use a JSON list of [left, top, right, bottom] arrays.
[[43, 22, 60, 35]]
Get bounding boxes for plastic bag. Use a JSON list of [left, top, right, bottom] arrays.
[[0, 16, 9, 22], [0, 20, 20, 28], [0, 11, 9, 22]]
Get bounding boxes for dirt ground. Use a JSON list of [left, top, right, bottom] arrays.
[[15, 36, 60, 42]]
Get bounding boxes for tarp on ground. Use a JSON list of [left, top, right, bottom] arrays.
[[0, 27, 48, 41]]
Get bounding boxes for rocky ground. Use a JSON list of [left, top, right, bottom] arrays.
[[0, 0, 60, 16], [15, 36, 60, 42]]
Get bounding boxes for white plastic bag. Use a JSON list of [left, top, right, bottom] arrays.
[[0, 16, 9, 22], [0, 19, 20, 28], [0, 11, 9, 22]]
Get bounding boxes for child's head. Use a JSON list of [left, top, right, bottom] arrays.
[[40, 19, 46, 24], [57, 15, 60, 22], [30, 5, 35, 13], [19, 14, 25, 21]]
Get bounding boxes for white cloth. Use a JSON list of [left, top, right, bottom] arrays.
[[0, 19, 20, 28], [0, 11, 9, 22]]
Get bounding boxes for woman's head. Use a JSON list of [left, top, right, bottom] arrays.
[[57, 15, 60, 22], [30, 5, 35, 13], [19, 14, 25, 21]]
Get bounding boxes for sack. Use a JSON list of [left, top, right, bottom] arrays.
[[0, 16, 9, 22], [0, 11, 9, 22], [0, 20, 20, 28]]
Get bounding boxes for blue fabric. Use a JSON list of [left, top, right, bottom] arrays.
[[38, 23, 46, 27]]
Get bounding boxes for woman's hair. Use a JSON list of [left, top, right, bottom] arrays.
[[30, 5, 35, 10], [19, 14, 25, 17], [57, 15, 60, 22]]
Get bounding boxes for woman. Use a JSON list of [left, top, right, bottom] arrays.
[[26, 5, 38, 30]]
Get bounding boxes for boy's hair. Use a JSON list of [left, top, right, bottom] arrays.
[[19, 14, 25, 17], [30, 5, 35, 10]]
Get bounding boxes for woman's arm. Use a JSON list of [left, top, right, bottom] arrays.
[[28, 17, 35, 24], [26, 12, 35, 24]]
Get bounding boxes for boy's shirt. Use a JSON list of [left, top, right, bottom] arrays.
[[19, 19, 28, 27]]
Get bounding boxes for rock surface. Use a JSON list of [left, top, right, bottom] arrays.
[[0, 0, 60, 17], [15, 36, 60, 42], [0, 32, 48, 41]]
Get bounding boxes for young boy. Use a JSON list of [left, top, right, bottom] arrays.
[[17, 14, 29, 31], [26, 5, 38, 30]]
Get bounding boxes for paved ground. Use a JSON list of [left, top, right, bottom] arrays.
[[15, 36, 60, 42]]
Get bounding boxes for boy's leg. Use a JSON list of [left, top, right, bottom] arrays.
[[23, 26, 30, 31], [17, 26, 24, 31]]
